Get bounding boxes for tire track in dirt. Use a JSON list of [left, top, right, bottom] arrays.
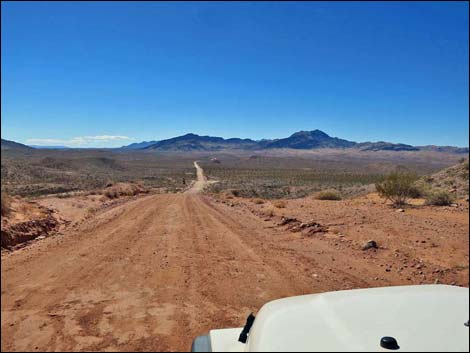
[[2, 188, 331, 351], [3, 163, 418, 351], [2, 194, 180, 351], [2, 161, 469, 352]]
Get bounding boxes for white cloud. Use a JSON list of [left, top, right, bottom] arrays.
[[84, 135, 132, 141], [26, 138, 66, 145], [26, 135, 134, 146]]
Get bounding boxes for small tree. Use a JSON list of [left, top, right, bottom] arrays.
[[375, 172, 418, 207]]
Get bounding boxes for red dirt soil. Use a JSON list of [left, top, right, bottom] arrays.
[[1, 183, 468, 351], [1, 198, 59, 248]]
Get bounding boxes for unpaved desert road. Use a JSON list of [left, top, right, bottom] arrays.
[[185, 162, 208, 194], [1, 163, 328, 351], [3, 163, 466, 352]]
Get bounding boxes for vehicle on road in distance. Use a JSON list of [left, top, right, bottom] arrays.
[[191, 285, 469, 352]]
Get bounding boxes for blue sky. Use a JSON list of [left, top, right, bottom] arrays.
[[1, 1, 468, 147]]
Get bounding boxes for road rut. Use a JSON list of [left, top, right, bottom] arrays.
[[1, 182, 323, 351]]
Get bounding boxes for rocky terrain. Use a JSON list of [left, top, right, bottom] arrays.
[[417, 158, 469, 198], [1, 182, 150, 251], [1, 197, 59, 248]]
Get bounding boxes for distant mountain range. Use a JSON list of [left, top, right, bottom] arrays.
[[121, 130, 469, 154], [264, 130, 356, 149], [1, 138, 34, 150], [140, 133, 260, 151], [2, 131, 469, 154], [120, 140, 159, 150]]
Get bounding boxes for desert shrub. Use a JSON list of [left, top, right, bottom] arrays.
[[223, 191, 234, 199], [314, 189, 342, 200], [57, 192, 73, 199], [424, 176, 434, 183], [85, 207, 97, 218], [1, 193, 11, 216], [104, 189, 119, 199], [102, 182, 147, 199], [462, 162, 469, 180], [425, 191, 455, 206], [375, 172, 418, 207], [272, 200, 287, 208], [203, 163, 384, 200], [263, 208, 275, 217], [230, 189, 241, 197], [408, 185, 424, 198]]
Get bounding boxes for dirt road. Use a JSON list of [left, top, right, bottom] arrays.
[[0, 163, 313, 351], [1, 164, 468, 351], [185, 162, 208, 194], [1, 198, 318, 351]]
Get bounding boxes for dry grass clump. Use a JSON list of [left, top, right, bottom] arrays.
[[1, 193, 11, 216], [85, 207, 97, 219], [314, 189, 342, 201], [103, 189, 119, 199], [102, 182, 148, 199], [57, 192, 74, 199], [252, 198, 265, 204], [263, 208, 275, 217], [272, 200, 287, 208]]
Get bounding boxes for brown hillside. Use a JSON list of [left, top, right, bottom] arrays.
[[418, 158, 469, 199]]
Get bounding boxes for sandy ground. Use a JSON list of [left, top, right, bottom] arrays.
[[1, 164, 468, 351]]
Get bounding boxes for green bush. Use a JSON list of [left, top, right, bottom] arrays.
[[425, 191, 455, 206], [375, 172, 418, 207], [314, 189, 342, 201], [408, 185, 424, 198]]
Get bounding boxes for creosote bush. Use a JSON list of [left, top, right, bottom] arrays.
[[375, 172, 418, 207], [314, 190, 342, 201], [425, 191, 455, 206]]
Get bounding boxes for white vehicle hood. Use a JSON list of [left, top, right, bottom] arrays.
[[210, 285, 469, 352]]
